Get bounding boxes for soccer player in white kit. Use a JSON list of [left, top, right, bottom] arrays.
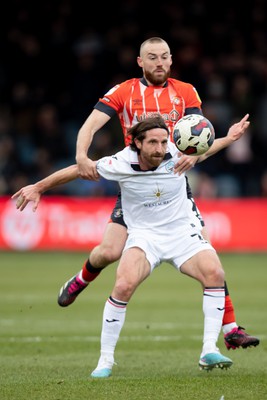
[[91, 116, 232, 377], [13, 116, 233, 376]]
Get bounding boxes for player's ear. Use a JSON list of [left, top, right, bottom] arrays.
[[137, 56, 143, 67], [134, 138, 142, 149]]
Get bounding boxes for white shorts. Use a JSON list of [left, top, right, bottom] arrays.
[[124, 224, 214, 272]]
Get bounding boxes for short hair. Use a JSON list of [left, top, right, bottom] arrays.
[[128, 116, 169, 152], [139, 37, 170, 55]]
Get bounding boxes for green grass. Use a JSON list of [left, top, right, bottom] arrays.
[[1, 251, 266, 400]]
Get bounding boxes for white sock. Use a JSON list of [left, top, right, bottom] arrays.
[[78, 271, 88, 284], [98, 296, 127, 361], [222, 322, 238, 335], [201, 287, 225, 357]]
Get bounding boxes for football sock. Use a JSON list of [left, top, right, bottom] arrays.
[[222, 281, 238, 333], [99, 296, 127, 356], [201, 286, 225, 356], [80, 259, 104, 283]]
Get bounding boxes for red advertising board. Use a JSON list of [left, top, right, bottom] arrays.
[[0, 196, 266, 252], [195, 198, 267, 251]]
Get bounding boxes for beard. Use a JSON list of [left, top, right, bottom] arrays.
[[140, 153, 164, 169], [144, 68, 171, 86]]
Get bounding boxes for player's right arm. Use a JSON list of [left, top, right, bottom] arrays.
[[11, 165, 80, 212], [76, 109, 111, 180]]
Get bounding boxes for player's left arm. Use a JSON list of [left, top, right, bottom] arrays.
[[174, 113, 250, 174], [198, 113, 250, 162]]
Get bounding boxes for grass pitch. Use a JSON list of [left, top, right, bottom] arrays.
[[1, 251, 266, 400]]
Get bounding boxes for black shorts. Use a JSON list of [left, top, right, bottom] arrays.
[[110, 191, 126, 227]]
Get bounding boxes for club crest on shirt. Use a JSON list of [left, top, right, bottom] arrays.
[[172, 97, 181, 105], [165, 161, 175, 173], [114, 208, 123, 218]]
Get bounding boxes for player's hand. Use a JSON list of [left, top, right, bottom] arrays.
[[174, 153, 199, 175], [77, 158, 100, 181], [11, 185, 41, 212], [227, 113, 250, 142]]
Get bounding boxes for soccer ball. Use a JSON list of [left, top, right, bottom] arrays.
[[173, 114, 215, 156]]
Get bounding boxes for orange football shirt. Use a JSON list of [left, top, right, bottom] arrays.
[[96, 77, 202, 145]]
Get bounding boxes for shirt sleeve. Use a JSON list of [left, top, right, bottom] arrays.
[[96, 155, 127, 181], [183, 82, 202, 109]]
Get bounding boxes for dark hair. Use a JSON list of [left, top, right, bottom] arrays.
[[128, 116, 169, 152]]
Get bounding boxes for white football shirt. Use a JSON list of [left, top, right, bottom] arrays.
[[96, 142, 193, 237], [97, 141, 214, 269]]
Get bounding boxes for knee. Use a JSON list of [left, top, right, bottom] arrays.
[[94, 242, 122, 264], [114, 278, 135, 301], [101, 245, 121, 263], [214, 266, 225, 283], [207, 263, 225, 285]]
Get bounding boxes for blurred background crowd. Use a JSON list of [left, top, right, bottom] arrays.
[[1, 0, 267, 198]]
